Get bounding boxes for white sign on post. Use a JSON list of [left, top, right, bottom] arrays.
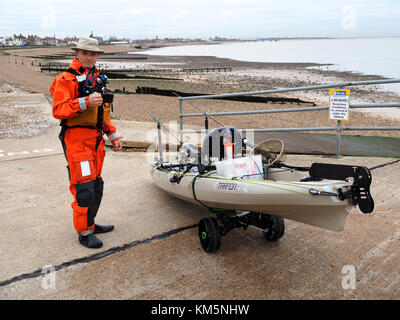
[[329, 89, 350, 121]]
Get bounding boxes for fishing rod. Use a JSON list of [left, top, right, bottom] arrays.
[[172, 91, 225, 128], [132, 100, 181, 142], [173, 91, 256, 149], [131, 99, 199, 164]]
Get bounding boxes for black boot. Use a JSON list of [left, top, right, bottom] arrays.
[[79, 233, 103, 248], [94, 224, 114, 234]]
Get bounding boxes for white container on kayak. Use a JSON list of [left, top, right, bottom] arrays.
[[215, 155, 263, 180]]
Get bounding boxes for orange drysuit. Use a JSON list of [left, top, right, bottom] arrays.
[[50, 58, 121, 236]]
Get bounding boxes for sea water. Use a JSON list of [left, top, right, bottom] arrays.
[[135, 37, 400, 94]]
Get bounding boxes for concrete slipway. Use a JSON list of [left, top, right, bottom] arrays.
[[1, 94, 400, 300]]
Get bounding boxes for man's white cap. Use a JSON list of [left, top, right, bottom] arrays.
[[71, 37, 104, 53]]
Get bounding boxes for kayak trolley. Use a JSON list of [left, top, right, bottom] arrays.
[[198, 210, 285, 253]]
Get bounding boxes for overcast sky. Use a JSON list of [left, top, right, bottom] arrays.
[[1, 0, 399, 39]]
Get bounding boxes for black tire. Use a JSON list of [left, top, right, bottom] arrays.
[[198, 217, 221, 253], [261, 214, 285, 241]]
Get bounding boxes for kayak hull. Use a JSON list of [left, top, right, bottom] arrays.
[[150, 165, 354, 231]]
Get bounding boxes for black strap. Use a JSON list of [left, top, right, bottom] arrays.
[[97, 102, 104, 131], [58, 119, 68, 160], [58, 120, 71, 181], [66, 68, 88, 97], [66, 68, 78, 76], [66, 67, 86, 75], [191, 175, 210, 209], [95, 133, 103, 151]]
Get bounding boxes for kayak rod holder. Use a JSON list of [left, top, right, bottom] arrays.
[[243, 138, 256, 149]]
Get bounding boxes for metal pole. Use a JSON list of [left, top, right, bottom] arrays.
[[336, 120, 342, 158], [183, 127, 340, 133], [181, 106, 328, 117], [182, 126, 400, 134], [180, 103, 400, 118], [157, 121, 163, 164], [173, 91, 225, 127], [179, 79, 400, 101], [179, 98, 183, 144], [342, 126, 400, 130]]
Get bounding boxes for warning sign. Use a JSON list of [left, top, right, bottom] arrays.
[[329, 89, 350, 121]]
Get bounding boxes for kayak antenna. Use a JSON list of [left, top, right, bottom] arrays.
[[131, 100, 181, 144], [172, 91, 225, 128], [172, 91, 256, 151], [131, 99, 184, 165]]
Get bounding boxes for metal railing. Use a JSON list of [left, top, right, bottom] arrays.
[[177, 78, 400, 157]]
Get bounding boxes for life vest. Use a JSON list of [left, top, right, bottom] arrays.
[[64, 67, 112, 129]]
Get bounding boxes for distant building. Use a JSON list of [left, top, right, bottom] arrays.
[[62, 36, 79, 46], [5, 37, 13, 46], [89, 31, 104, 44], [0, 37, 5, 46], [42, 36, 59, 46], [109, 41, 129, 45], [26, 35, 44, 46], [12, 34, 26, 46]]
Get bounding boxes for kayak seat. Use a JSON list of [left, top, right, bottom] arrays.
[[201, 127, 243, 164]]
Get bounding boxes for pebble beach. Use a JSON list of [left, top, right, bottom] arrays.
[[1, 43, 400, 138]]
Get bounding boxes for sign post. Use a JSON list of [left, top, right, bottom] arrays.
[[336, 120, 342, 157], [329, 89, 350, 157]]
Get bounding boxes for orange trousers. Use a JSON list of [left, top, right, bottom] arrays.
[[61, 127, 106, 235]]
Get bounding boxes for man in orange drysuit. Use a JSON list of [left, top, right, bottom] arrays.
[[50, 37, 122, 249]]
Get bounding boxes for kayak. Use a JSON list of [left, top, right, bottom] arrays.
[[150, 162, 372, 232], [150, 126, 374, 252]]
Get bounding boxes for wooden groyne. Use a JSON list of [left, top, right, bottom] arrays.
[[135, 87, 315, 105], [182, 67, 231, 73], [27, 53, 147, 60], [39, 64, 231, 74], [40, 66, 174, 73]]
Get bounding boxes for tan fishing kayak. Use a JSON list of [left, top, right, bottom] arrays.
[[150, 127, 373, 253], [150, 162, 373, 232]]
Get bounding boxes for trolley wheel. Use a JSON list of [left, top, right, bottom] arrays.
[[198, 217, 221, 253], [261, 214, 285, 241]]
